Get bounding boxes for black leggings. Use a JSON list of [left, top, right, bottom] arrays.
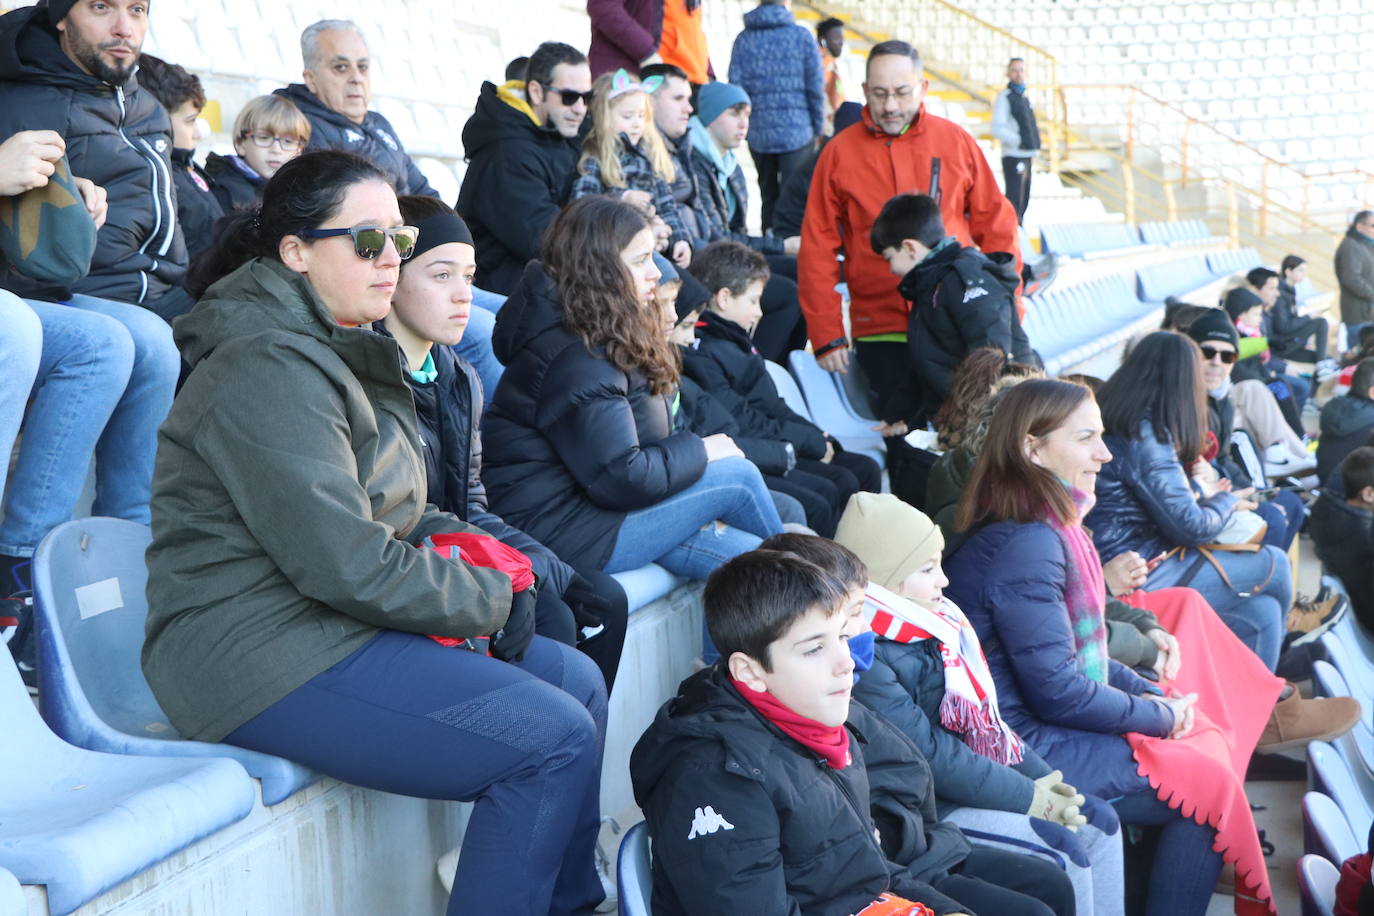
[[932, 845, 1077, 916]]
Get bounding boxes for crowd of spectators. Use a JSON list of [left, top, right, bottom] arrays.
[[3, 0, 1373, 914]]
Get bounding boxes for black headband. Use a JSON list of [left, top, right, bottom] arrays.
[[409, 210, 474, 263]]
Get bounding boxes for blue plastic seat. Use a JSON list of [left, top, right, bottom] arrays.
[[784, 352, 886, 467], [611, 564, 687, 615], [1304, 791, 1361, 864], [0, 867, 22, 916], [764, 359, 812, 421], [32, 518, 315, 806], [0, 643, 255, 915], [1298, 854, 1339, 916], [1318, 632, 1374, 731], [617, 820, 652, 916], [1306, 739, 1374, 842]]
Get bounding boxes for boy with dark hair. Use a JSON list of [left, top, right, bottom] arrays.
[[870, 193, 1037, 426], [631, 549, 1076, 916], [1318, 357, 1374, 481], [1311, 446, 1374, 631], [683, 241, 881, 535]]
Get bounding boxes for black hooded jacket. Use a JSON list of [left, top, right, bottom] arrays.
[[203, 152, 264, 213], [457, 82, 581, 295], [170, 148, 223, 261], [274, 83, 436, 198], [629, 665, 971, 915], [1310, 492, 1374, 632], [0, 6, 186, 303], [481, 261, 708, 569], [1317, 393, 1374, 483]]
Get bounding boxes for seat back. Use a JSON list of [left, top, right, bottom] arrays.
[[763, 359, 812, 422], [1304, 791, 1362, 864], [1307, 739, 1374, 840], [783, 352, 886, 467], [0, 641, 69, 761], [1298, 854, 1340, 916], [617, 821, 652, 916], [32, 518, 172, 740]]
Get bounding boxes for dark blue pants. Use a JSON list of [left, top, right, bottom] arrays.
[[1112, 788, 1222, 916], [226, 630, 607, 916], [1257, 487, 1304, 550]]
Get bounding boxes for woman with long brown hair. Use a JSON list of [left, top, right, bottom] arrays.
[[482, 196, 782, 583]]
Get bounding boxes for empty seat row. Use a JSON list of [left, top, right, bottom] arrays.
[[1205, 247, 1263, 278], [1136, 254, 1219, 303], [1039, 221, 1144, 257], [1022, 271, 1154, 374], [1138, 219, 1213, 245]]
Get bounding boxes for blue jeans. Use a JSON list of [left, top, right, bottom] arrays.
[[451, 287, 506, 407], [227, 631, 607, 916], [604, 457, 784, 579], [0, 294, 40, 500], [1111, 789, 1222, 916], [1257, 488, 1303, 551], [0, 297, 177, 555], [1145, 542, 1290, 669]]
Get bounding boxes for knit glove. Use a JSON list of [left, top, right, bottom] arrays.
[[1026, 770, 1086, 828], [1080, 794, 1120, 835], [490, 586, 536, 662], [563, 573, 611, 630], [1028, 818, 1090, 869]]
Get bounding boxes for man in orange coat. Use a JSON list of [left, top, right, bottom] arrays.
[[799, 40, 1019, 424]]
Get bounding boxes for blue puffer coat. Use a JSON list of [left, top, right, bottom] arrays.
[[1083, 419, 1238, 564], [943, 519, 1174, 799], [727, 5, 825, 154]]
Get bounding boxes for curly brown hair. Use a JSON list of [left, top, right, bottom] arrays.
[[542, 196, 680, 395], [933, 348, 1042, 450]]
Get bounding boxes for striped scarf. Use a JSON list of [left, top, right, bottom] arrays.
[[1046, 491, 1109, 684], [864, 583, 1024, 765]]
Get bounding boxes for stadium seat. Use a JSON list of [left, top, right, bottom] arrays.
[[764, 359, 812, 421], [0, 867, 21, 916], [0, 642, 255, 916], [1022, 272, 1154, 374], [1298, 854, 1339, 916], [1136, 255, 1217, 303], [1205, 247, 1263, 277], [1304, 791, 1362, 865], [1307, 739, 1374, 844], [617, 821, 652, 916], [783, 352, 887, 468], [611, 564, 687, 616], [1039, 221, 1143, 258], [1317, 632, 1374, 729], [32, 518, 316, 806]]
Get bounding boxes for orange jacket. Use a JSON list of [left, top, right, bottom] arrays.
[[660, 0, 711, 84], [798, 106, 1020, 353]]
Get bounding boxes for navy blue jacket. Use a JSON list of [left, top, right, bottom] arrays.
[[481, 261, 708, 569], [1317, 394, 1374, 483], [854, 636, 1053, 816], [1083, 419, 1238, 564], [943, 519, 1173, 798], [727, 5, 825, 154]]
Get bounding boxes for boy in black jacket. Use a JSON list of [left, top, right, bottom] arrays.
[[1311, 446, 1374, 632], [630, 550, 1075, 916], [684, 242, 881, 535], [871, 194, 1036, 426]]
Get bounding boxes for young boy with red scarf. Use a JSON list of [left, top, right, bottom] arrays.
[[629, 549, 1075, 916]]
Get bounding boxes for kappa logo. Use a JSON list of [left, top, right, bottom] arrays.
[[962, 285, 989, 304], [344, 129, 365, 144], [687, 805, 735, 840], [153, 138, 167, 153], [378, 130, 399, 151]]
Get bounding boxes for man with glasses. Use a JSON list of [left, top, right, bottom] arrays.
[[799, 40, 1018, 427], [276, 19, 438, 198], [459, 41, 591, 295]]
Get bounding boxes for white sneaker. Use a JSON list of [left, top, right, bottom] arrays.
[[1262, 448, 1316, 479], [595, 823, 619, 914], [435, 846, 458, 896]]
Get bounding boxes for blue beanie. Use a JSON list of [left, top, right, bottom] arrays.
[[653, 252, 678, 285], [695, 81, 751, 128]]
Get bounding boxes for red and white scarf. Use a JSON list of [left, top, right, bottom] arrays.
[[864, 583, 1024, 766]]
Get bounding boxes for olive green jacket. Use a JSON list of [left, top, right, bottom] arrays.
[[143, 258, 512, 742]]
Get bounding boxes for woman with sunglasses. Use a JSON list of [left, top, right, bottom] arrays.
[[482, 196, 783, 610], [144, 151, 610, 915]]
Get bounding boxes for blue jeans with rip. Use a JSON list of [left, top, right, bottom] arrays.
[[1111, 788, 1222, 916], [451, 287, 506, 407], [0, 296, 177, 555]]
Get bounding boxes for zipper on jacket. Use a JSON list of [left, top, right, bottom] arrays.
[[114, 84, 174, 301], [823, 758, 887, 863]]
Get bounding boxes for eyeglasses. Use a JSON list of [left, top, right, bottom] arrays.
[[867, 86, 916, 103], [543, 85, 594, 106], [298, 225, 419, 260], [1199, 345, 1238, 364], [242, 131, 303, 151]]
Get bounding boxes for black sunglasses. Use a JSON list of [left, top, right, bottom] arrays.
[[542, 85, 594, 106], [298, 225, 419, 260], [1199, 345, 1238, 364]]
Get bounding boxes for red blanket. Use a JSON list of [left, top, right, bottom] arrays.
[[1123, 587, 1285, 915]]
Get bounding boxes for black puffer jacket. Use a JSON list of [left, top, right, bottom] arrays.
[[1084, 419, 1238, 563], [170, 148, 223, 261], [898, 241, 1035, 419], [630, 665, 971, 916], [1317, 393, 1374, 483], [481, 261, 708, 568], [673, 369, 793, 475], [275, 83, 436, 198], [681, 311, 828, 458], [458, 82, 581, 295], [203, 153, 264, 212], [1310, 492, 1374, 632], [0, 6, 185, 304]]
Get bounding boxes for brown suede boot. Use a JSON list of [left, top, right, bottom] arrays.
[[1256, 684, 1362, 754]]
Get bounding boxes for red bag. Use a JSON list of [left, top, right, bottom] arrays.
[[423, 532, 535, 651]]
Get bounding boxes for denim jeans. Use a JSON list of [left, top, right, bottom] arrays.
[[451, 287, 506, 407], [604, 457, 784, 579], [227, 631, 607, 916], [0, 296, 177, 555], [0, 294, 40, 500], [1144, 543, 1290, 669], [1111, 788, 1222, 916]]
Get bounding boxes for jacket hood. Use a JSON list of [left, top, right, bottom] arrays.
[[743, 4, 795, 28], [175, 258, 364, 367], [0, 5, 111, 89], [277, 83, 357, 131], [490, 260, 566, 365], [463, 80, 562, 159], [1323, 393, 1374, 438], [204, 151, 264, 184]]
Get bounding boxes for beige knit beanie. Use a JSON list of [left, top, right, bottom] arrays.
[[833, 492, 944, 591]]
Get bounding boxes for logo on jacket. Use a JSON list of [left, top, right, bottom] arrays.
[[962, 285, 989, 304], [687, 806, 735, 839], [378, 130, 399, 151], [154, 138, 167, 153], [345, 129, 364, 144]]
